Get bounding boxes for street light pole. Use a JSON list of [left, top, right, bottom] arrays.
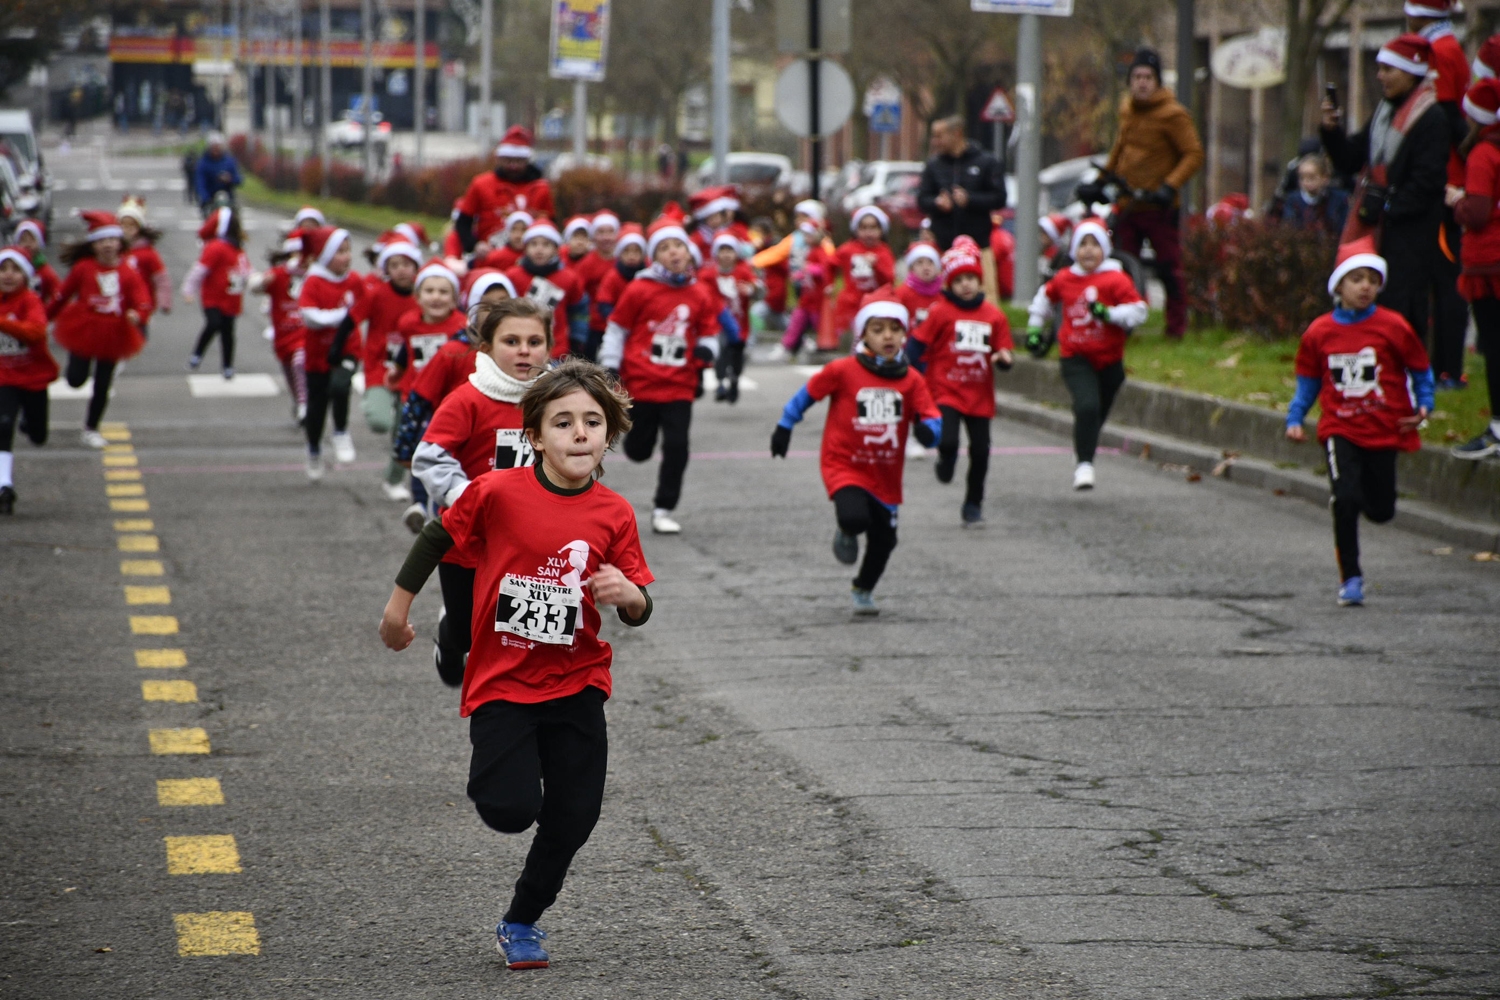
[[479, 0, 494, 153], [711, 0, 730, 185], [414, 0, 425, 167], [293, 0, 304, 164], [1012, 12, 1042, 303], [573, 79, 587, 159], [361, 0, 374, 180], [320, 0, 332, 196], [807, 0, 820, 201]]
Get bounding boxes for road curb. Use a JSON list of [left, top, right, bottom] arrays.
[[995, 390, 1500, 553]]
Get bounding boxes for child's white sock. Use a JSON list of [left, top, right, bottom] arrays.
[[1490, 419, 1500, 438], [0, 451, 13, 488]]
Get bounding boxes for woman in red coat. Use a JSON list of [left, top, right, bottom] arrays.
[[48, 210, 151, 448]]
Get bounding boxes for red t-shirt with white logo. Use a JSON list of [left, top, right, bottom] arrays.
[[1039, 265, 1143, 370], [297, 269, 366, 374], [197, 239, 251, 316], [832, 239, 895, 330], [506, 265, 585, 360], [1295, 305, 1430, 452], [0, 286, 56, 391], [910, 296, 1012, 417], [440, 467, 654, 713], [610, 275, 719, 403], [804, 355, 940, 506], [896, 282, 942, 332], [395, 310, 467, 395], [411, 336, 477, 405], [456, 173, 555, 244], [361, 278, 419, 388], [696, 261, 758, 342], [262, 265, 305, 359]]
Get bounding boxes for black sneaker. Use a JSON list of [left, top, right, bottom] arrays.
[[832, 529, 858, 565], [434, 608, 465, 687], [961, 502, 985, 528], [714, 382, 729, 402], [1451, 428, 1500, 460], [934, 453, 955, 484], [726, 379, 739, 404], [0, 486, 14, 515]]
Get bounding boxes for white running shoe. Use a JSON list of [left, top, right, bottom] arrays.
[[80, 429, 108, 449], [295, 401, 308, 424], [382, 481, 413, 502], [402, 503, 427, 534], [331, 431, 356, 464], [905, 436, 928, 461], [765, 343, 789, 363], [651, 509, 682, 534], [1072, 462, 1095, 491], [306, 452, 325, 481]]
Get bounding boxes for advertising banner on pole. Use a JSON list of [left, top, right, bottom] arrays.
[[548, 0, 610, 81]]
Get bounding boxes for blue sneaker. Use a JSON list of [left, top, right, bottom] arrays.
[[832, 529, 858, 565], [496, 922, 549, 969], [1337, 576, 1364, 607], [851, 588, 879, 616]]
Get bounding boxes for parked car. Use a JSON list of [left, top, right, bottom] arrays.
[[1038, 154, 1102, 221], [841, 160, 924, 213], [545, 152, 614, 182], [325, 110, 391, 150], [0, 155, 25, 244], [689, 153, 797, 196], [0, 109, 50, 229]]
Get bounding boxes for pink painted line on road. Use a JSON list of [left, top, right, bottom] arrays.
[[139, 461, 387, 475]]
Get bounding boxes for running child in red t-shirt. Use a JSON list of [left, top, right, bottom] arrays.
[[907, 237, 1014, 527], [503, 219, 588, 358], [182, 205, 251, 378], [831, 206, 895, 340], [379, 357, 653, 972], [1284, 241, 1434, 607], [770, 287, 941, 615], [12, 222, 59, 305], [118, 198, 172, 322], [0, 249, 54, 514], [699, 231, 761, 403], [296, 226, 366, 477], [390, 263, 466, 527], [1024, 218, 1148, 491], [413, 297, 550, 685], [249, 235, 309, 424]]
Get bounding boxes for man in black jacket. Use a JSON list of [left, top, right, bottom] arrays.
[[1321, 34, 1452, 344], [917, 117, 1007, 250]]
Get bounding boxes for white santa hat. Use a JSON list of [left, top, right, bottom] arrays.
[[851, 205, 889, 233], [494, 125, 535, 160], [852, 287, 910, 336], [415, 262, 461, 298], [904, 242, 940, 267], [1403, 0, 1455, 17], [14, 220, 44, 245], [591, 211, 621, 232], [376, 241, 424, 271], [793, 199, 826, 223], [616, 227, 646, 254], [710, 232, 740, 256], [521, 220, 562, 247], [465, 270, 517, 309], [393, 222, 424, 247], [0, 248, 36, 281], [1375, 34, 1433, 79], [505, 210, 535, 232], [294, 206, 326, 227], [563, 216, 594, 240], [1070, 217, 1113, 259], [1327, 237, 1387, 296]]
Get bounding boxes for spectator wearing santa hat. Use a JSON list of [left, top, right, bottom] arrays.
[[48, 210, 152, 448], [906, 237, 1014, 527], [769, 287, 942, 615], [753, 200, 836, 361], [1451, 77, 1500, 460], [599, 205, 726, 535], [699, 229, 762, 403], [118, 197, 171, 318], [1023, 218, 1148, 492], [454, 126, 555, 253], [1284, 239, 1434, 607], [502, 218, 588, 359], [12, 220, 60, 305], [832, 206, 896, 342], [181, 205, 251, 378], [1322, 33, 1463, 388], [0, 246, 55, 514], [296, 225, 366, 479]]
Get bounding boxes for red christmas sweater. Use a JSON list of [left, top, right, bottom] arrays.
[[910, 295, 1013, 417], [395, 309, 467, 395], [802, 354, 939, 506], [1295, 305, 1430, 452], [573, 251, 614, 329], [456, 171, 555, 244], [261, 265, 305, 359], [194, 238, 251, 316], [296, 265, 366, 375], [476, 244, 522, 271], [440, 466, 654, 713], [31, 261, 60, 306], [896, 280, 943, 331], [422, 379, 531, 568], [831, 239, 895, 332], [696, 260, 758, 343], [125, 240, 171, 313], [411, 335, 478, 404], [505, 262, 585, 360], [48, 258, 151, 362], [1033, 262, 1146, 370], [0, 286, 56, 391], [605, 272, 718, 403], [360, 277, 419, 388], [591, 260, 636, 332]]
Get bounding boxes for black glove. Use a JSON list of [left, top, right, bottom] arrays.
[[770, 425, 791, 458], [1089, 300, 1111, 321], [693, 342, 716, 364], [993, 353, 1013, 372], [1075, 181, 1107, 207], [328, 356, 357, 395], [1150, 184, 1176, 206], [912, 420, 937, 448]]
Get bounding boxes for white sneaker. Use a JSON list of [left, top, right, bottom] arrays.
[[331, 431, 356, 464], [80, 429, 108, 449], [306, 452, 325, 481], [765, 343, 789, 363], [905, 436, 928, 461], [1072, 462, 1095, 491], [382, 481, 412, 502], [402, 503, 427, 534], [651, 509, 682, 534], [295, 402, 308, 424]]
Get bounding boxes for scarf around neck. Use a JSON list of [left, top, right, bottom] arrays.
[[905, 272, 943, 297], [854, 347, 909, 379], [641, 261, 695, 287], [469, 350, 535, 403], [522, 255, 562, 278]]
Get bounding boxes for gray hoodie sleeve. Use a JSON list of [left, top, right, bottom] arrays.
[[412, 439, 469, 508]]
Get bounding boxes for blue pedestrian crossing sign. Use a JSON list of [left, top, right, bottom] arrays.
[[868, 102, 901, 133]]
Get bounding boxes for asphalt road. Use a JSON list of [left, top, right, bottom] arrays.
[[2, 139, 1497, 1000]]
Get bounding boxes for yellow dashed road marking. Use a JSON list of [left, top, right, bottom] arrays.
[[106, 483, 146, 497], [103, 443, 133, 454], [148, 728, 210, 754], [136, 649, 187, 668], [164, 835, 242, 874], [99, 424, 130, 442], [114, 518, 153, 530], [130, 615, 178, 634], [121, 560, 164, 576], [110, 499, 150, 512], [173, 912, 260, 956], [143, 679, 197, 703], [104, 469, 142, 482], [117, 534, 159, 552], [124, 585, 171, 605], [103, 453, 138, 467], [157, 778, 225, 806]]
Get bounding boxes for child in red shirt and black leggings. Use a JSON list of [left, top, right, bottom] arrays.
[[1285, 242, 1434, 607], [771, 288, 942, 616], [0, 249, 54, 515], [380, 358, 653, 972], [182, 205, 251, 378]]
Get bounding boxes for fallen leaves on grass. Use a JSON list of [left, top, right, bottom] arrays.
[[1215, 352, 1242, 369]]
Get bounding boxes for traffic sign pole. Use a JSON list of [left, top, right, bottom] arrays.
[[808, 0, 821, 200], [1013, 13, 1042, 303]]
